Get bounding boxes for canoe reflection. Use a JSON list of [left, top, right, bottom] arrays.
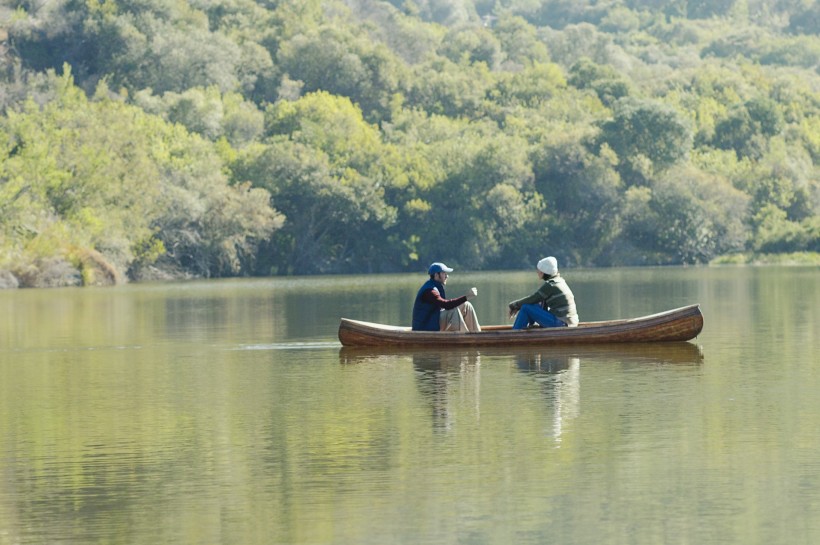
[[339, 343, 702, 437], [338, 342, 704, 367]]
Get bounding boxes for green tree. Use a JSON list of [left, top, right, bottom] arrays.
[[493, 13, 550, 68], [8, 0, 257, 94], [438, 25, 502, 68], [399, 0, 478, 24], [133, 86, 265, 146], [414, 126, 538, 269], [265, 91, 394, 176], [2, 0, 818, 276], [0, 69, 281, 285], [490, 62, 567, 109], [752, 204, 819, 253], [243, 92, 399, 274], [0, 71, 164, 285], [480, 183, 546, 269], [532, 138, 623, 265], [276, 25, 405, 122], [144, 132, 282, 279], [567, 58, 632, 107], [618, 166, 748, 264], [530, 0, 607, 28], [789, 2, 820, 35], [405, 57, 492, 117], [712, 97, 784, 159], [232, 138, 397, 274], [686, 0, 737, 18], [594, 97, 693, 185]]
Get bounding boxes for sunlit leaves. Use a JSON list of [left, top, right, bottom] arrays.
[[0, 71, 163, 280], [238, 92, 403, 273], [490, 62, 567, 109], [231, 138, 395, 274], [276, 24, 404, 121], [2, 0, 819, 277], [438, 24, 502, 67], [133, 86, 265, 146], [493, 13, 550, 68], [0, 70, 281, 284], [752, 204, 819, 253], [146, 129, 282, 278], [265, 91, 387, 175]]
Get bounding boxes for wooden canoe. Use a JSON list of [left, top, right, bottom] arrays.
[[338, 304, 703, 347]]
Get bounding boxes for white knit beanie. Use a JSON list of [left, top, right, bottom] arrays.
[[536, 256, 558, 276]]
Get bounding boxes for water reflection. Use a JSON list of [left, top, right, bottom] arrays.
[[411, 349, 482, 432], [8, 265, 818, 545], [339, 342, 703, 440], [512, 350, 581, 443], [339, 342, 704, 368], [508, 344, 701, 441]]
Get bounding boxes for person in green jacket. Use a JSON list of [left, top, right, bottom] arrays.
[[508, 256, 579, 329]]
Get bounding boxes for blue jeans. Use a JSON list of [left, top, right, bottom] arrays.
[[513, 304, 567, 330]]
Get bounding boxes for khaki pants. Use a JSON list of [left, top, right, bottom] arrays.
[[440, 302, 481, 332]]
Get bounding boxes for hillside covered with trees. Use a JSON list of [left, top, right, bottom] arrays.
[[1, 0, 818, 286]]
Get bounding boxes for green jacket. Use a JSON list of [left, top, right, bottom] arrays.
[[509, 274, 579, 326]]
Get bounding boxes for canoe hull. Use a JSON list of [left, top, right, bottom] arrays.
[[338, 304, 703, 347]]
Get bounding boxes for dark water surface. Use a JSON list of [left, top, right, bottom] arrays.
[[1, 266, 818, 544]]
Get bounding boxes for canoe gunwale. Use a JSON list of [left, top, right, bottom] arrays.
[[338, 304, 703, 347]]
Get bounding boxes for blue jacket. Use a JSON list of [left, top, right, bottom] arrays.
[[412, 279, 445, 331]]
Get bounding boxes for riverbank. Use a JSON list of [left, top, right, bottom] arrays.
[[711, 252, 820, 266], [2, 252, 817, 289]]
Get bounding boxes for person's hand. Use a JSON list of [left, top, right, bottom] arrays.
[[466, 287, 478, 300], [508, 305, 517, 319]]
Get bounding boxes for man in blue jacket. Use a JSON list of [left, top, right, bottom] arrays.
[[412, 262, 481, 332]]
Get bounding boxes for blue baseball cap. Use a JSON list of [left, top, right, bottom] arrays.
[[428, 262, 454, 275]]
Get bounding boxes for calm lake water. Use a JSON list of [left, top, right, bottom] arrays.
[[0, 266, 818, 545]]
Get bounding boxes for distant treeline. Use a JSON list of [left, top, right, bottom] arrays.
[[0, 0, 818, 286]]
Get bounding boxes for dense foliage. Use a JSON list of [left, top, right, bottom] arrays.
[[1, 0, 818, 285]]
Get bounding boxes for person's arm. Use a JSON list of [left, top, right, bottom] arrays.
[[421, 288, 468, 310], [508, 284, 550, 312]]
